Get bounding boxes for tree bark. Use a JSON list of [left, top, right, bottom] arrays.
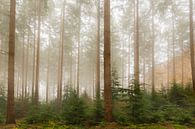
[[151, 0, 155, 94], [25, 30, 30, 98], [46, 37, 50, 103], [34, 0, 41, 106], [189, 0, 195, 92], [77, 0, 81, 96], [134, 0, 140, 84], [6, 0, 16, 124], [57, 0, 65, 109], [22, 34, 25, 100], [172, 3, 176, 83], [96, 0, 100, 100], [104, 0, 112, 122]]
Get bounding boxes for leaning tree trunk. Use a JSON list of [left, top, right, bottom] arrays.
[[189, 0, 195, 92], [104, 0, 112, 122], [6, 0, 16, 124]]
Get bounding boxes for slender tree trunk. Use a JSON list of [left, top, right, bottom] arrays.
[[104, 0, 112, 122], [172, 4, 176, 83], [69, 49, 72, 87], [32, 0, 37, 102], [25, 31, 30, 98], [46, 39, 50, 103], [121, 42, 124, 88], [151, 0, 155, 94], [128, 34, 131, 85], [96, 0, 100, 100], [22, 34, 25, 100], [77, 0, 81, 96], [35, 0, 41, 106], [6, 0, 16, 124], [189, 0, 195, 92], [181, 38, 184, 85], [143, 35, 146, 89], [134, 0, 139, 84], [167, 37, 170, 88], [57, 0, 65, 109]]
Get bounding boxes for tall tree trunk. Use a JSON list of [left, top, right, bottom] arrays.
[[96, 0, 100, 100], [77, 0, 81, 96], [134, 0, 139, 84], [151, 0, 155, 94], [181, 38, 184, 85], [6, 0, 16, 124], [167, 37, 170, 88], [189, 0, 195, 92], [32, 0, 37, 102], [104, 0, 112, 122], [128, 35, 131, 85], [25, 31, 30, 98], [34, 0, 41, 106], [46, 38, 50, 103], [22, 34, 25, 100], [57, 0, 65, 109], [69, 49, 72, 87], [143, 35, 146, 90], [172, 4, 176, 83], [32, 18, 36, 101], [121, 42, 124, 87]]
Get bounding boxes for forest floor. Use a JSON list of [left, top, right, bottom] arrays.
[[0, 122, 195, 129]]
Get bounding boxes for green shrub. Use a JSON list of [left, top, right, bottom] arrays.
[[25, 104, 59, 124], [61, 89, 86, 125], [168, 83, 188, 107]]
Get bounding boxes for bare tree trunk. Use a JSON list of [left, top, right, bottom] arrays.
[[172, 4, 176, 83], [151, 0, 155, 94], [6, 0, 16, 124], [121, 42, 124, 88], [134, 0, 139, 84], [77, 0, 81, 96], [25, 31, 30, 98], [128, 33, 131, 85], [181, 38, 184, 85], [22, 34, 25, 100], [96, 0, 100, 100], [46, 39, 50, 103], [143, 35, 146, 89], [57, 0, 65, 109], [32, 0, 37, 102], [189, 0, 195, 92], [69, 49, 72, 87], [35, 0, 41, 106], [104, 0, 112, 122], [167, 37, 170, 88]]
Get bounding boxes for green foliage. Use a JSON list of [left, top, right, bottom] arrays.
[[93, 97, 104, 123], [0, 84, 6, 123], [111, 81, 195, 125], [61, 89, 86, 125], [168, 83, 188, 107], [126, 82, 151, 123], [25, 103, 59, 124], [15, 96, 31, 118]]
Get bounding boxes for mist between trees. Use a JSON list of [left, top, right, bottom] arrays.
[[0, 0, 195, 128]]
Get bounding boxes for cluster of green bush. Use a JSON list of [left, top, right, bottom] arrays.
[[0, 85, 6, 123], [112, 82, 195, 125], [22, 82, 195, 127]]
